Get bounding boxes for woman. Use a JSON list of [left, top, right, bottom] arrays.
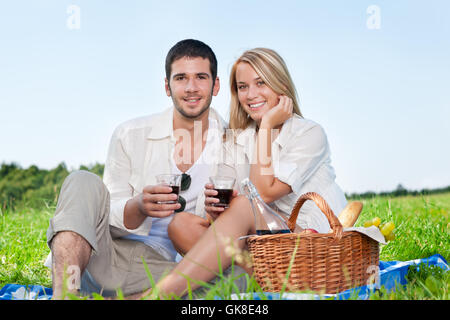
[[159, 48, 347, 297]]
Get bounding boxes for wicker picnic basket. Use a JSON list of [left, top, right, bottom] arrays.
[[246, 192, 379, 294]]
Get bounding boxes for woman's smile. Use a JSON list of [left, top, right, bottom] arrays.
[[247, 101, 266, 110]]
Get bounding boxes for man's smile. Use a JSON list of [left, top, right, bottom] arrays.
[[183, 96, 202, 106]]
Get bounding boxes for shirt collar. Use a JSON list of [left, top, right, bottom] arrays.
[[146, 107, 174, 140]]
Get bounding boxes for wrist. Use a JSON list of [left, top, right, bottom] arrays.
[[259, 118, 273, 130], [136, 194, 148, 217], [124, 195, 147, 229]]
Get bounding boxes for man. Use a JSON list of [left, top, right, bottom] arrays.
[[46, 39, 243, 299]]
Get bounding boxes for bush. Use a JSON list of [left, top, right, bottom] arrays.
[[0, 162, 104, 210]]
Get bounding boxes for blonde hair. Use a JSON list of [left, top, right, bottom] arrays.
[[229, 48, 302, 130]]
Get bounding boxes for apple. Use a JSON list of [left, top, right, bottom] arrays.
[[303, 228, 318, 234]]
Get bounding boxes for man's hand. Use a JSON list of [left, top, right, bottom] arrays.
[[138, 185, 181, 218], [204, 183, 238, 221], [124, 185, 181, 230]]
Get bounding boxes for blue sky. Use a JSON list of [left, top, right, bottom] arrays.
[[0, 0, 449, 194]]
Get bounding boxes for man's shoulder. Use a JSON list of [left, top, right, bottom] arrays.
[[113, 108, 172, 136], [116, 114, 157, 131]]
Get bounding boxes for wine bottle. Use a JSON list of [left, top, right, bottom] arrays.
[[241, 178, 291, 235]]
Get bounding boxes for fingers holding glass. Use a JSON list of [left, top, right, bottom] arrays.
[[209, 176, 235, 208]]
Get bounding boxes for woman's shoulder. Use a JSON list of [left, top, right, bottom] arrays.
[[282, 115, 327, 141], [289, 114, 321, 129]]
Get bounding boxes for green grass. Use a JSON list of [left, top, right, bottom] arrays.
[[356, 192, 450, 262], [0, 205, 53, 288], [0, 193, 449, 299]]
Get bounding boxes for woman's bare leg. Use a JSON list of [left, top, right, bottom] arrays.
[[168, 211, 211, 255], [156, 195, 255, 297]]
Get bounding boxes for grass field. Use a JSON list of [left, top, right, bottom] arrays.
[[0, 192, 449, 299]]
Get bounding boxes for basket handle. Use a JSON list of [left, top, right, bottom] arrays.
[[287, 192, 343, 241]]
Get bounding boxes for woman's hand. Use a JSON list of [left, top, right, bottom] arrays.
[[204, 183, 238, 221], [260, 95, 293, 129]]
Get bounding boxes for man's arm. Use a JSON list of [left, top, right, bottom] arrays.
[[103, 124, 144, 232], [104, 121, 180, 231], [124, 194, 147, 230]]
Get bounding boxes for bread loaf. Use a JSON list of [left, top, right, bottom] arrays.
[[337, 201, 363, 228]]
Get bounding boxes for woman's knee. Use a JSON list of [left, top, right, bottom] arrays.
[[225, 195, 253, 219], [219, 195, 254, 231], [168, 212, 209, 254], [168, 212, 189, 238], [168, 212, 205, 239], [229, 195, 249, 207]]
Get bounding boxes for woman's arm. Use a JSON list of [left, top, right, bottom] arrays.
[[250, 96, 293, 203]]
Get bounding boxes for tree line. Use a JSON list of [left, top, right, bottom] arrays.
[[0, 162, 449, 211], [346, 183, 450, 200], [0, 162, 104, 211]]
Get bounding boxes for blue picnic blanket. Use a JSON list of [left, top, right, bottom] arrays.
[[1, 254, 448, 300], [0, 284, 52, 300]]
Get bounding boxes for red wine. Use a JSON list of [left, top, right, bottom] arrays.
[[170, 185, 180, 196], [163, 185, 179, 204], [213, 188, 233, 207], [256, 229, 291, 235]]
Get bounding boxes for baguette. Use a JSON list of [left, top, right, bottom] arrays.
[[337, 201, 363, 228]]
